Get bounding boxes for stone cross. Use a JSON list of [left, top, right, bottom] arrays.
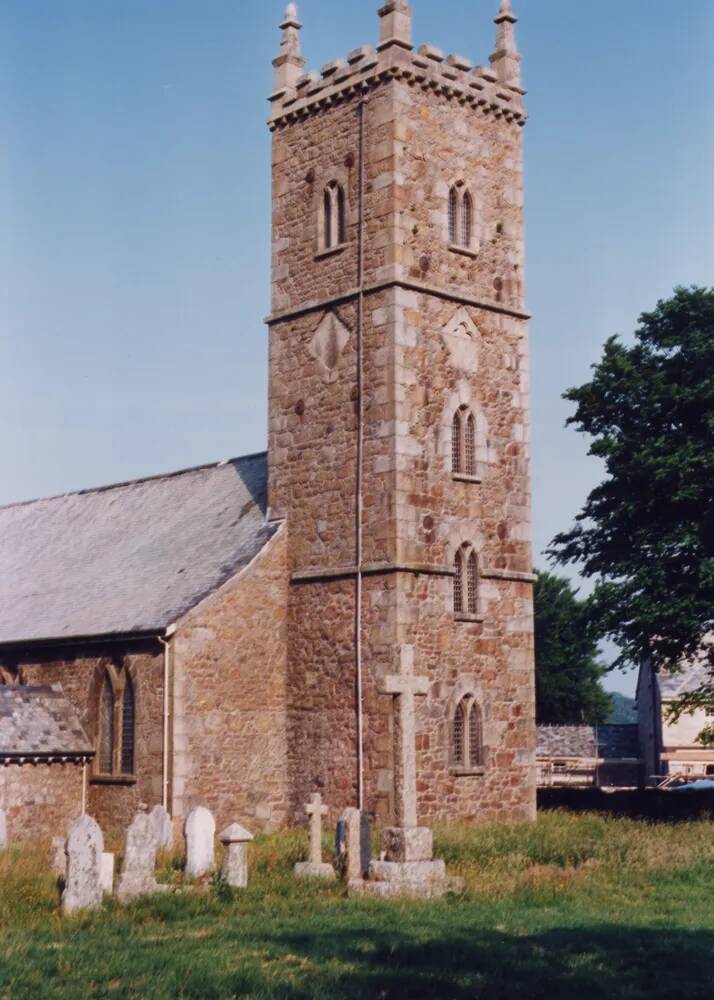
[[184, 806, 216, 878], [62, 815, 104, 915], [219, 823, 253, 889], [117, 813, 165, 903], [294, 793, 335, 880], [306, 792, 328, 865], [382, 651, 429, 829]]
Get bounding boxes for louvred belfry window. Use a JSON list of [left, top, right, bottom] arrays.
[[454, 544, 480, 619], [448, 183, 475, 250], [452, 695, 484, 771], [452, 406, 477, 478]]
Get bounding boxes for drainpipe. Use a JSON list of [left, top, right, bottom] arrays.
[[159, 626, 176, 814], [81, 761, 87, 816], [355, 97, 367, 811]]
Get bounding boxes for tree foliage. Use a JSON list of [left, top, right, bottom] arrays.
[[534, 570, 612, 725], [548, 286, 714, 718]]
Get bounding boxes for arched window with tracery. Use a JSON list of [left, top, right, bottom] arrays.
[[99, 678, 115, 774], [323, 180, 346, 250], [448, 182, 475, 250], [454, 543, 480, 619], [121, 676, 135, 775], [452, 695, 484, 770], [448, 186, 458, 244], [96, 666, 136, 778], [452, 406, 477, 478]]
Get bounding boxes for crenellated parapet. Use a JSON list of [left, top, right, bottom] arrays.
[[269, 2, 526, 132]]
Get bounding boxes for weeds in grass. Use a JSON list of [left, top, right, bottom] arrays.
[[0, 812, 713, 998]]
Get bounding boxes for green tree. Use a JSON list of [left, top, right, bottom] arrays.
[[548, 286, 714, 723], [534, 570, 612, 725]]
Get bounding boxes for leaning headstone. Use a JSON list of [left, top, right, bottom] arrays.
[[184, 806, 216, 878], [62, 815, 104, 915], [150, 804, 174, 851], [117, 813, 166, 903], [219, 824, 253, 889], [0, 808, 7, 851], [294, 793, 336, 880], [100, 853, 115, 895]]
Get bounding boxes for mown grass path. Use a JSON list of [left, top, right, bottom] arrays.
[[1, 813, 713, 998]]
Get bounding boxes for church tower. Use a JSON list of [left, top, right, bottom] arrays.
[[267, 1, 536, 824]]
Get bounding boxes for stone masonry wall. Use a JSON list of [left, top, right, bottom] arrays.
[[171, 526, 290, 833], [0, 762, 84, 845], [270, 59, 535, 824], [11, 643, 164, 836]]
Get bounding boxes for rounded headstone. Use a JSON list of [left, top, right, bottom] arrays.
[[184, 806, 216, 878]]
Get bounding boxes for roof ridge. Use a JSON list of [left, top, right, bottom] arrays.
[[0, 451, 268, 512]]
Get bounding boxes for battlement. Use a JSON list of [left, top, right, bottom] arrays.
[[269, 1, 525, 131]]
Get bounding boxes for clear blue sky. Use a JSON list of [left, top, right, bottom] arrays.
[[1, 2, 713, 694]]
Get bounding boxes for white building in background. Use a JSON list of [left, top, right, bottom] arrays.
[[637, 659, 714, 783]]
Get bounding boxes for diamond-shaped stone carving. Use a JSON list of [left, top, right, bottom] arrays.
[[442, 307, 480, 373], [310, 312, 351, 381]]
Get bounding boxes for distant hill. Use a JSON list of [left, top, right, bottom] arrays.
[[608, 692, 637, 724]]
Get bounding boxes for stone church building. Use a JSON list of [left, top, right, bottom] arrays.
[[0, 1, 536, 842]]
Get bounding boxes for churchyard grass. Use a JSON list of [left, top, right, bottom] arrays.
[[0, 811, 713, 998]]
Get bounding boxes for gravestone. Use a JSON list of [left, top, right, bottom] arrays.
[[62, 815, 104, 915], [100, 853, 115, 895], [294, 793, 335, 880], [50, 836, 66, 878], [219, 824, 253, 889], [150, 804, 174, 851], [117, 813, 166, 903], [184, 806, 216, 877], [0, 808, 7, 850], [336, 808, 371, 880]]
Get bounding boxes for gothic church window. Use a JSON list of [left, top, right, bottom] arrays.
[[452, 405, 477, 477], [454, 543, 480, 618], [323, 180, 346, 250], [96, 666, 136, 779], [452, 695, 484, 770], [448, 182, 475, 251]]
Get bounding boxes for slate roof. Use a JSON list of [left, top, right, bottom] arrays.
[[0, 685, 93, 761], [658, 661, 712, 698], [0, 454, 277, 645], [537, 725, 640, 760]]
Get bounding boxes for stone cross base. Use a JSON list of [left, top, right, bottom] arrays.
[[380, 826, 433, 862], [293, 861, 336, 881], [348, 859, 460, 900]]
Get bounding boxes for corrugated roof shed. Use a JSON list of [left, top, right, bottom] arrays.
[[0, 685, 93, 761], [537, 724, 640, 760], [0, 454, 276, 644]]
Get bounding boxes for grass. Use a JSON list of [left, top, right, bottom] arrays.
[[1, 812, 713, 998]]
